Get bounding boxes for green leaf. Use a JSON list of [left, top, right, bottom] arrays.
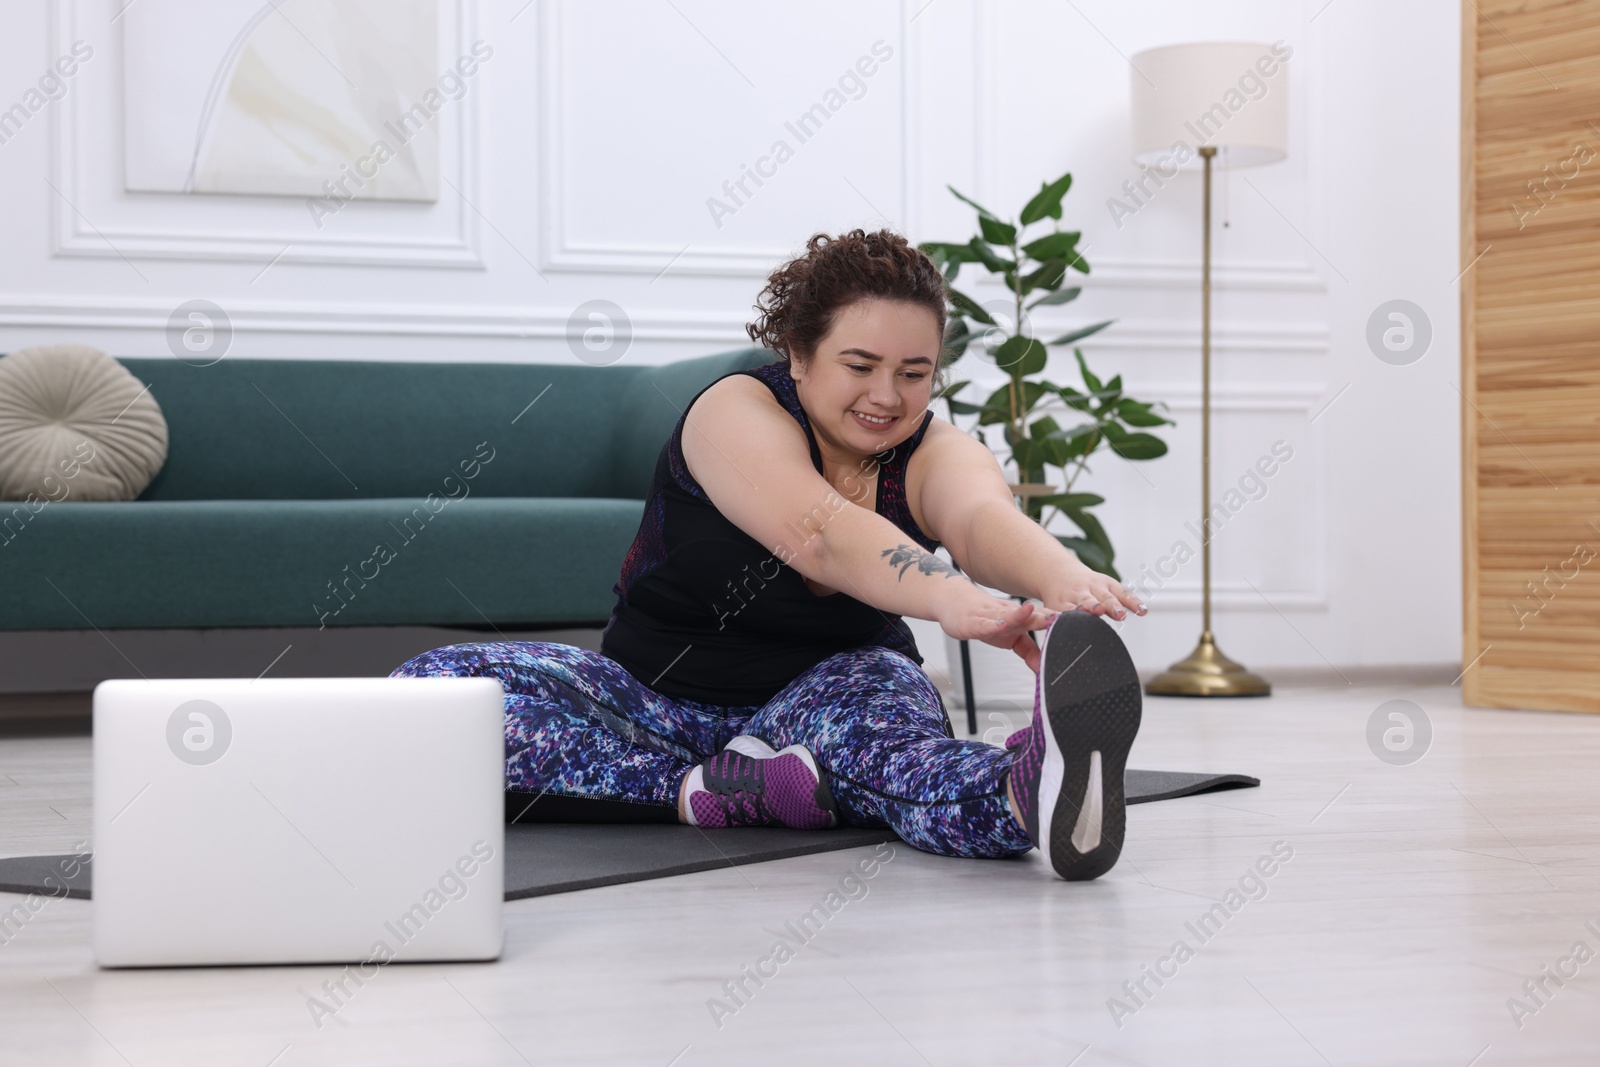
[[946, 399, 984, 415], [1019, 172, 1073, 226], [1034, 492, 1105, 509], [947, 184, 999, 220], [940, 320, 973, 365], [1020, 259, 1068, 295], [947, 287, 995, 325], [934, 376, 969, 402], [1020, 231, 1082, 261], [1074, 348, 1103, 392], [977, 380, 1049, 425], [966, 238, 1014, 274], [989, 335, 1047, 376], [1017, 380, 1052, 414], [1041, 422, 1100, 445], [1046, 320, 1114, 346], [976, 384, 1013, 426], [1055, 385, 1092, 412], [1098, 374, 1124, 407], [1105, 431, 1168, 460], [920, 241, 975, 267], [1025, 286, 1082, 311], [1019, 337, 1049, 375], [978, 215, 1017, 245], [1066, 245, 1092, 274], [993, 335, 1046, 375], [1057, 535, 1117, 579], [1029, 414, 1061, 439], [1047, 422, 1101, 459], [1064, 505, 1115, 567], [1010, 436, 1044, 474], [1028, 414, 1067, 466], [921, 241, 963, 283], [1115, 398, 1174, 427]]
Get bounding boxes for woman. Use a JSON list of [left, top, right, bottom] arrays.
[[393, 229, 1146, 881]]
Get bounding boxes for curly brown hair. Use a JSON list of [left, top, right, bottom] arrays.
[[746, 229, 948, 387]]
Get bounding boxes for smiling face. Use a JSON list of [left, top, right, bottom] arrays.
[[788, 297, 941, 464]]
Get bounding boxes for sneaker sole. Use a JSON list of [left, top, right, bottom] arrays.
[[1034, 611, 1142, 881]]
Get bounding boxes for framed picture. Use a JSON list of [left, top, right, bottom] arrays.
[[121, 0, 440, 201]]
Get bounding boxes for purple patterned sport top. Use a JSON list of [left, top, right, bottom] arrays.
[[600, 360, 941, 705]]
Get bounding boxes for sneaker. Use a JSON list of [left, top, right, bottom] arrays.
[[684, 736, 839, 830], [1009, 610, 1142, 881]]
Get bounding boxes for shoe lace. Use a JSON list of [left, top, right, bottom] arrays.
[[711, 787, 778, 827], [705, 753, 780, 827]]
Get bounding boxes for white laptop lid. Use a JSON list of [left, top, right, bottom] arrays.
[[92, 677, 505, 968]]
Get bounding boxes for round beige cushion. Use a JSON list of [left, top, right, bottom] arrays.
[[0, 344, 168, 501]]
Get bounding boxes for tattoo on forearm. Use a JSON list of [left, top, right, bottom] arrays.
[[881, 544, 961, 581]]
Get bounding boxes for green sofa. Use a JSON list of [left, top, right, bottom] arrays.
[[1, 346, 775, 632]]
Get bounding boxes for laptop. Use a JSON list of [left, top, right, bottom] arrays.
[[93, 677, 505, 968]]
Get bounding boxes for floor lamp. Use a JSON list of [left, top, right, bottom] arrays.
[[1131, 42, 1287, 698]]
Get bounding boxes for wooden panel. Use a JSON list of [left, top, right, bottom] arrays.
[[1463, 0, 1600, 713]]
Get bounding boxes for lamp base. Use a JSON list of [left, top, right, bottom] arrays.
[[1145, 631, 1271, 697]]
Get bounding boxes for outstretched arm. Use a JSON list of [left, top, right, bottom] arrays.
[[682, 376, 1055, 670], [913, 419, 1146, 621]]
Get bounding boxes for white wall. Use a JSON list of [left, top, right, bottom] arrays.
[[0, 0, 1462, 677]]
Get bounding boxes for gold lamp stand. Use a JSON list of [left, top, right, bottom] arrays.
[[1146, 146, 1270, 698]]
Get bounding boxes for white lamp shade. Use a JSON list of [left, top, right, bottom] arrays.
[[1130, 41, 1289, 170]]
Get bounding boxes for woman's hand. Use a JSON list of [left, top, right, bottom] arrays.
[[1045, 562, 1146, 621], [935, 580, 1058, 674]]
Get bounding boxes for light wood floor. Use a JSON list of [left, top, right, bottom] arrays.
[[1, 681, 1596, 1066]]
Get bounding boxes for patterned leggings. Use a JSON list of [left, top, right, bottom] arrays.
[[390, 641, 1033, 859]]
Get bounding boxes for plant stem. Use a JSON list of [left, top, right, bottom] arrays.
[[1009, 232, 1024, 486]]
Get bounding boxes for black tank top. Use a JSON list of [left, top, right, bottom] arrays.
[[600, 360, 941, 706]]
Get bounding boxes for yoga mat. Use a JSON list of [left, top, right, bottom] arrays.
[[0, 769, 1258, 901], [1126, 768, 1259, 805]]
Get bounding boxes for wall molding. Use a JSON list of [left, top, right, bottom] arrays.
[[0, 294, 743, 343], [49, 0, 485, 269], [0, 294, 1331, 354], [537, 0, 915, 277]]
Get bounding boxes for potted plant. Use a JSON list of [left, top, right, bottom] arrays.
[[920, 172, 1174, 581]]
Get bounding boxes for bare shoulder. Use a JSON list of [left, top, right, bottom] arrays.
[[681, 370, 813, 496], [676, 367, 842, 570], [685, 370, 786, 429]]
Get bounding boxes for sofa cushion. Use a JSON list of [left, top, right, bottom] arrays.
[[113, 348, 777, 503], [611, 346, 778, 499], [0, 344, 168, 501], [1, 497, 643, 631], [117, 358, 645, 502]]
